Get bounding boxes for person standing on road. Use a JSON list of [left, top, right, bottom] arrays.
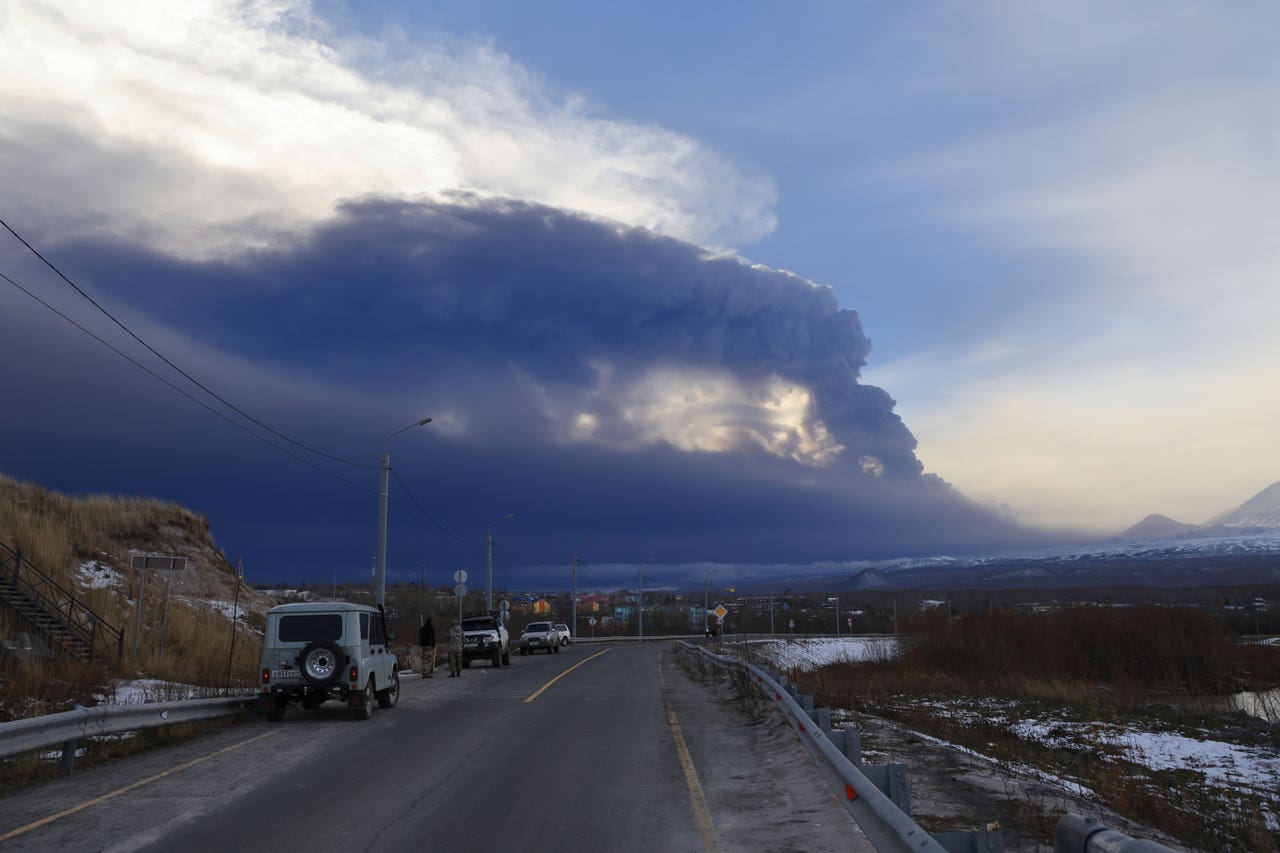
[[446, 621, 464, 677], [418, 616, 436, 678]]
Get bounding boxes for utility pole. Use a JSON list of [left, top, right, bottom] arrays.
[[485, 513, 515, 612], [376, 417, 432, 609], [638, 569, 644, 640], [835, 595, 840, 637], [770, 594, 775, 636], [225, 558, 241, 691], [572, 553, 579, 639]]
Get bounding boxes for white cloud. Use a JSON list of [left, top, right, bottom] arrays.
[[872, 3, 1280, 531], [0, 0, 775, 257]]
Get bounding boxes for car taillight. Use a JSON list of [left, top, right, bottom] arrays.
[[349, 665, 358, 685], [261, 668, 270, 686]]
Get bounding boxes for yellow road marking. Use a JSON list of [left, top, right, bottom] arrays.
[[658, 651, 716, 851], [0, 729, 279, 843], [523, 648, 613, 703]]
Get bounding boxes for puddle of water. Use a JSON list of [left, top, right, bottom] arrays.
[[1227, 689, 1280, 723]]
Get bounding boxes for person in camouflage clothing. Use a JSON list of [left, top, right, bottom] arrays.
[[446, 621, 464, 677]]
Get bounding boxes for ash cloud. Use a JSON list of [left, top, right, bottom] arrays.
[[3, 197, 1039, 578]]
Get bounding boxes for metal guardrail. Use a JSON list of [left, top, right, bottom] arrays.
[[680, 641, 951, 852], [1053, 815, 1178, 852], [680, 642, 1177, 853], [0, 696, 255, 774]]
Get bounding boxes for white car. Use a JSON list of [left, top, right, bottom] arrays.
[[554, 623, 572, 646], [519, 621, 561, 654]]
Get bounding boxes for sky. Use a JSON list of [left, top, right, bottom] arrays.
[[1, 1, 1277, 587]]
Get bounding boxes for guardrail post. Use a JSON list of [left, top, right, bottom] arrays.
[[786, 683, 797, 698], [861, 764, 910, 814], [57, 703, 83, 777], [809, 707, 832, 732], [799, 694, 814, 713], [58, 737, 78, 776], [833, 727, 863, 764]]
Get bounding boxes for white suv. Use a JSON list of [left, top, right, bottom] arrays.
[[519, 621, 561, 654], [256, 601, 399, 721]]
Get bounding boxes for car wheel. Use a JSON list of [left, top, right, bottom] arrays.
[[264, 697, 286, 722], [299, 640, 345, 688], [376, 670, 399, 709], [353, 677, 374, 721], [521, 648, 527, 656], [491, 645, 502, 667], [502, 648, 511, 665]]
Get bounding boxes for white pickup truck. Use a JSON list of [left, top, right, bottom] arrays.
[[518, 621, 561, 654]]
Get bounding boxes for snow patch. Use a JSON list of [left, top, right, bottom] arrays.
[[743, 636, 899, 671]]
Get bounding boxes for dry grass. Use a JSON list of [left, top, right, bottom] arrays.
[[797, 607, 1280, 851], [0, 471, 263, 718]]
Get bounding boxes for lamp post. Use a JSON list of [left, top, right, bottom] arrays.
[[485, 513, 515, 611], [571, 539, 592, 640], [376, 416, 431, 608], [703, 569, 717, 631], [638, 568, 643, 640]]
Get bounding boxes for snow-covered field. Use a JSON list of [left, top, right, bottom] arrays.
[[746, 637, 1280, 834], [736, 636, 899, 671]]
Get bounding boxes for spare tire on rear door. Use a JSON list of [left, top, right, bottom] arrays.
[[299, 639, 344, 688]]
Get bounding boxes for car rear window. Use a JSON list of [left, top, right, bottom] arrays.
[[279, 614, 343, 642]]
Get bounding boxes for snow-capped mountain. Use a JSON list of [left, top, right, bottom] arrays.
[[1206, 480, 1280, 528], [1119, 480, 1280, 541]]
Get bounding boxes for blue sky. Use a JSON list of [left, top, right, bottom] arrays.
[[1, 1, 1276, 586]]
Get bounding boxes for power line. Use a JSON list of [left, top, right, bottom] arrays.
[[389, 468, 480, 550], [0, 217, 375, 470], [2, 269, 376, 496]]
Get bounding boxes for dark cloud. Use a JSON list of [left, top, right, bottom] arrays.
[[1, 196, 1045, 584]]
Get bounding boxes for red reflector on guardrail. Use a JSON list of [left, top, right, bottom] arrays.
[[798, 722, 805, 732], [845, 784, 858, 801], [775, 692, 781, 700]]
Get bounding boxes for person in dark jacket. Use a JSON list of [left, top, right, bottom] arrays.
[[418, 616, 436, 678]]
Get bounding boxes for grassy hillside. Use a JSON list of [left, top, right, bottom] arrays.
[[0, 472, 270, 719]]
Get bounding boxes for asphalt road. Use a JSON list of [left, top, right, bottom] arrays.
[[0, 642, 861, 852]]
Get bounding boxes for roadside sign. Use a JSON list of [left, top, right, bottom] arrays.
[[454, 583, 467, 597], [713, 604, 728, 619], [588, 617, 597, 626], [499, 599, 510, 612], [788, 618, 795, 629], [453, 569, 468, 584]]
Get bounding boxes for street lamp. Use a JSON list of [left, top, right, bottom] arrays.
[[639, 557, 652, 640], [571, 539, 592, 640], [486, 513, 515, 611], [376, 416, 431, 608], [703, 569, 717, 631]]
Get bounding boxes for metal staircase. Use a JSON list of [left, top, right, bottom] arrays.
[[0, 541, 123, 661]]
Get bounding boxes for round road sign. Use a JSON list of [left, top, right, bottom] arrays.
[[453, 582, 467, 597], [499, 599, 510, 611], [453, 569, 468, 584]]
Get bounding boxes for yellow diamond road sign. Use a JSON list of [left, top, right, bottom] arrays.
[[713, 604, 728, 619]]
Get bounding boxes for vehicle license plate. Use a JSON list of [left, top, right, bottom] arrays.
[[272, 669, 299, 679]]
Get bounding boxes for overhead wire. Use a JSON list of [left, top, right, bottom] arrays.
[[0, 217, 376, 470], [389, 468, 481, 550], [3, 219, 527, 566], [1, 269, 376, 496]]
